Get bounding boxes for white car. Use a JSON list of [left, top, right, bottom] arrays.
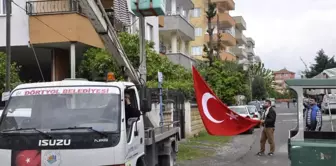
[[246, 105, 261, 120], [228, 105, 255, 134], [246, 105, 261, 128]]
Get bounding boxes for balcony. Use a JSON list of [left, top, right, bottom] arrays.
[[210, 12, 235, 29], [207, 0, 235, 12], [204, 30, 236, 46], [231, 47, 247, 58], [233, 16, 246, 31], [166, 52, 196, 70], [219, 51, 236, 61], [26, 0, 103, 48], [159, 16, 164, 27], [235, 32, 247, 45], [159, 11, 195, 41], [26, 0, 82, 15]]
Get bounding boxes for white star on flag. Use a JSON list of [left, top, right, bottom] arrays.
[[226, 112, 239, 120], [26, 158, 31, 163]]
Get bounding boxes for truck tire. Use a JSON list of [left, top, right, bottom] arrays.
[[159, 146, 177, 166]]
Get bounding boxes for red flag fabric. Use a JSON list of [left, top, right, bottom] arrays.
[[15, 150, 41, 166], [192, 66, 260, 136]]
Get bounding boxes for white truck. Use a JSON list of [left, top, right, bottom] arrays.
[[0, 0, 180, 166]]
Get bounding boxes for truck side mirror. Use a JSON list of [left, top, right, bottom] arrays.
[[141, 99, 151, 112]]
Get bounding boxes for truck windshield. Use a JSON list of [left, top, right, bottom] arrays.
[[0, 86, 120, 133]]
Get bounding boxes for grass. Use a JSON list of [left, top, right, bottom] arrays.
[[177, 131, 231, 161]]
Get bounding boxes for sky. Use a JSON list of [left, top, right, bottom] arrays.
[[230, 0, 336, 77]]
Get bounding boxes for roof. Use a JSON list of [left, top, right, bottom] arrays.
[[285, 79, 336, 87], [13, 79, 134, 91], [274, 68, 295, 74], [313, 67, 336, 79]]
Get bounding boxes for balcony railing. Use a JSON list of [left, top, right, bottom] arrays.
[[26, 0, 82, 15]]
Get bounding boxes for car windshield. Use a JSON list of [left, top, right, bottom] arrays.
[[0, 86, 120, 133], [247, 106, 256, 113], [229, 107, 247, 114]]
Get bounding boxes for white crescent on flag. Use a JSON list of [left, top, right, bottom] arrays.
[[202, 92, 224, 123]]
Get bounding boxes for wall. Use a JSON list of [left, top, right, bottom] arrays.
[[0, 0, 29, 47], [184, 102, 205, 138]]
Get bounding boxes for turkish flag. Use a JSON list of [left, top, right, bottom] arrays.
[[192, 66, 260, 136], [15, 150, 41, 166]]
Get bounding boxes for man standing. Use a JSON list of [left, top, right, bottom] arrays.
[[305, 98, 322, 131], [257, 100, 277, 156]]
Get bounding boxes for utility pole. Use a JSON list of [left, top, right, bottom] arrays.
[[138, 15, 146, 99], [5, 0, 12, 92]]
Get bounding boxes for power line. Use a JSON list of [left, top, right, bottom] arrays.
[[11, 0, 71, 41]]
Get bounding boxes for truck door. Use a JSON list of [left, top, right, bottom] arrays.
[[124, 88, 145, 165]]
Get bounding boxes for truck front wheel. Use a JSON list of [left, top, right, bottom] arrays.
[[159, 146, 177, 166]]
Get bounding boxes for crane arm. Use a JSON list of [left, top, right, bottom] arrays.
[[78, 0, 141, 85]]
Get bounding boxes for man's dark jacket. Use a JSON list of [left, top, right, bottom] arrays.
[[264, 107, 276, 128]]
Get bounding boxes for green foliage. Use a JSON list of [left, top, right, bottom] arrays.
[[248, 62, 275, 98], [0, 52, 22, 92], [197, 60, 248, 105], [252, 76, 267, 100], [77, 32, 193, 97], [304, 49, 336, 78]]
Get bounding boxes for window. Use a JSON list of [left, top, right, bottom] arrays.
[[191, 46, 203, 56], [0, 87, 121, 132], [192, 8, 201, 17], [146, 23, 153, 41], [195, 28, 202, 37]]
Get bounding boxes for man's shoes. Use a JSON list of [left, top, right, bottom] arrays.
[[257, 152, 264, 156], [268, 152, 274, 156]]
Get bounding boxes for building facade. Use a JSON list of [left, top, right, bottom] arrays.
[[0, 0, 162, 82], [158, 0, 196, 69], [273, 68, 296, 93], [190, 0, 237, 61]]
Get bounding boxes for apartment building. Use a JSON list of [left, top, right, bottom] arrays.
[[158, 0, 196, 69], [0, 0, 161, 82], [231, 16, 248, 69], [190, 0, 236, 61], [273, 68, 295, 93]]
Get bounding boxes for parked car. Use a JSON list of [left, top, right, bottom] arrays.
[[248, 100, 263, 114], [246, 105, 261, 128], [228, 105, 255, 134]]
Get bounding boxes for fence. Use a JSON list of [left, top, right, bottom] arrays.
[[26, 0, 82, 15]]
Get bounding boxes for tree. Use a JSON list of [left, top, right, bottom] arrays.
[[304, 49, 336, 78], [248, 62, 274, 97], [77, 32, 194, 97], [0, 52, 22, 93], [203, 1, 217, 66], [252, 76, 267, 100], [197, 60, 249, 105]]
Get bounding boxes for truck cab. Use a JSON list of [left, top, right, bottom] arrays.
[[286, 79, 336, 166], [0, 79, 148, 165]]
